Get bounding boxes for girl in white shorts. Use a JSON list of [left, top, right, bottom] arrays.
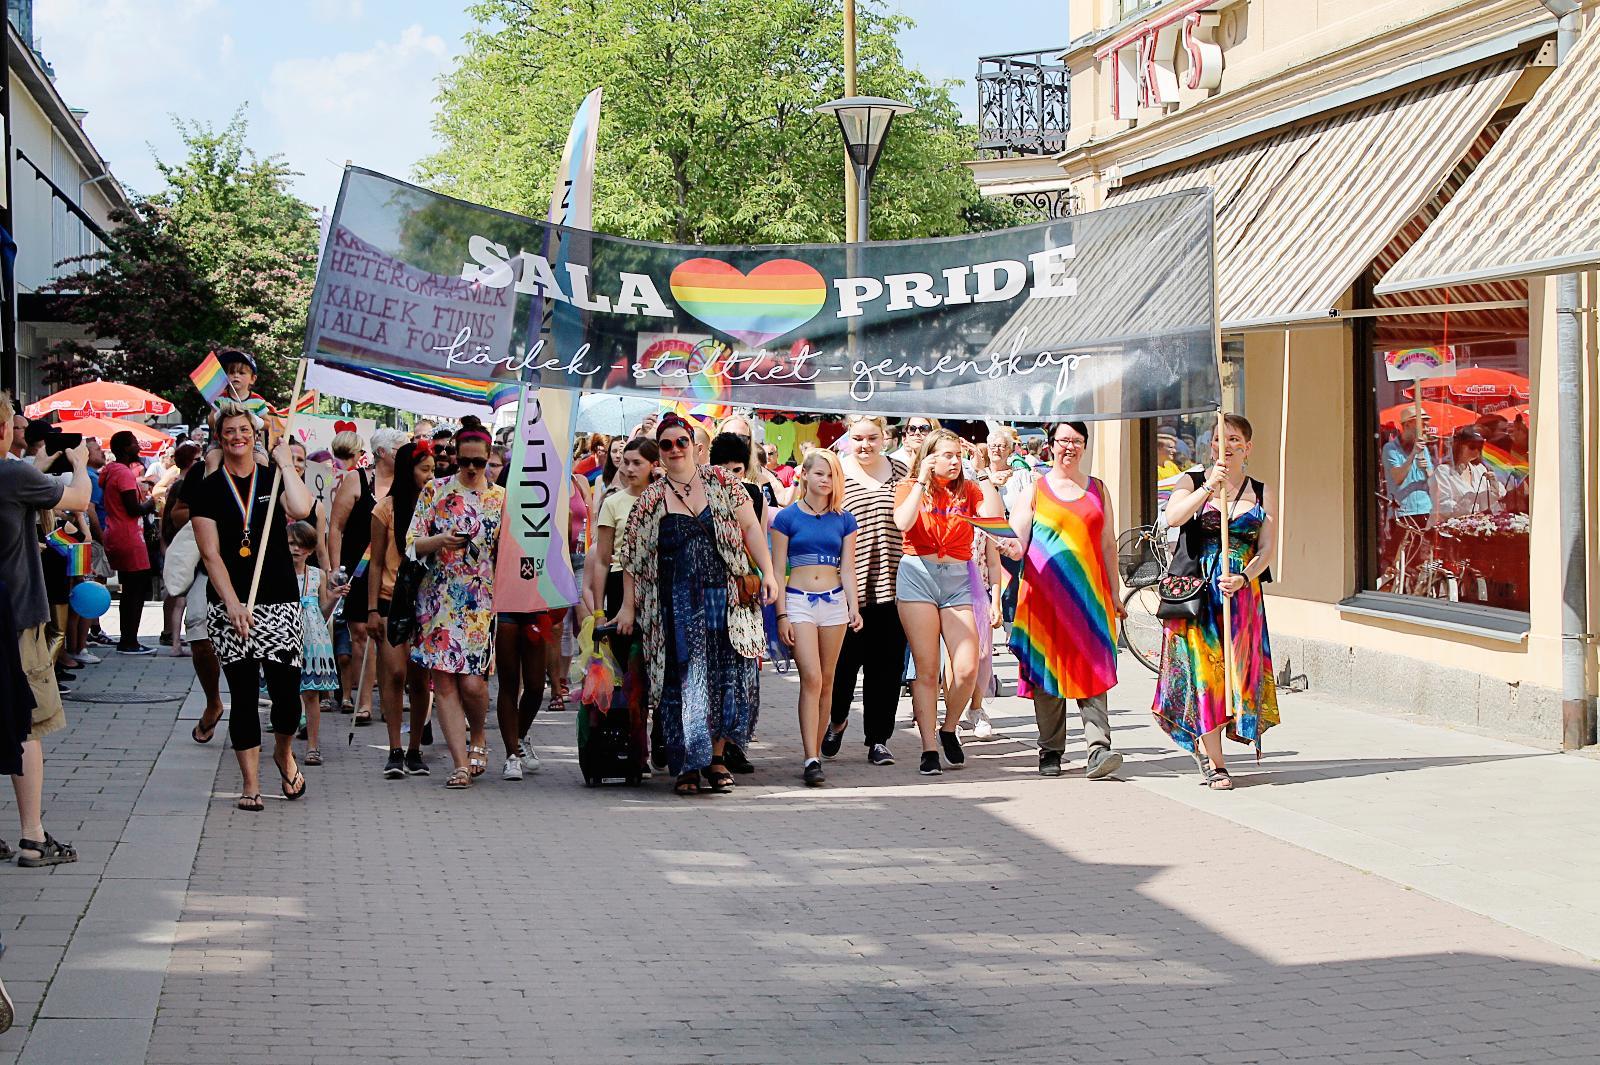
[[771, 449, 861, 787]]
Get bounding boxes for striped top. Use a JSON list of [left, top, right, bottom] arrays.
[[842, 458, 907, 606], [1010, 475, 1117, 700]]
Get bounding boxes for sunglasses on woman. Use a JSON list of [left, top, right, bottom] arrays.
[[906, 423, 932, 433], [456, 456, 487, 469], [658, 435, 692, 452]]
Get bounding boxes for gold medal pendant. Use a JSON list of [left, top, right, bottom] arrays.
[[239, 544, 252, 558]]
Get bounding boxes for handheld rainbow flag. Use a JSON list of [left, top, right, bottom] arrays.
[[351, 544, 371, 581], [46, 530, 91, 577], [189, 352, 226, 406], [964, 514, 1018, 539], [1481, 442, 1528, 485]]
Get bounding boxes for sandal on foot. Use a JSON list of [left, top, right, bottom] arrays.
[[275, 755, 307, 801], [236, 794, 264, 812], [16, 833, 78, 866], [674, 772, 701, 796], [304, 748, 323, 767], [468, 745, 488, 777], [701, 758, 735, 793], [1204, 766, 1234, 791], [354, 707, 372, 726], [445, 767, 473, 789], [191, 715, 221, 744]]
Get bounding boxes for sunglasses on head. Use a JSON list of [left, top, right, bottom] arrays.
[[659, 435, 692, 452], [455, 456, 487, 469]]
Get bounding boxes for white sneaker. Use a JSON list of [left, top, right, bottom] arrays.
[[973, 709, 995, 740], [957, 710, 977, 732], [74, 651, 102, 665], [518, 747, 542, 774], [502, 756, 524, 781]]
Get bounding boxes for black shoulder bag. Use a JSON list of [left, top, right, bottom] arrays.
[[1155, 474, 1246, 622], [386, 554, 430, 646]]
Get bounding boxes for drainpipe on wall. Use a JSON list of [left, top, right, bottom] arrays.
[[1544, 2, 1596, 749]]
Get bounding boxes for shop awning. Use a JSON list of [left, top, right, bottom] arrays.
[[1376, 28, 1600, 293], [1105, 59, 1524, 329]]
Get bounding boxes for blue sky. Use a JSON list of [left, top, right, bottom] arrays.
[[40, 0, 1065, 212]]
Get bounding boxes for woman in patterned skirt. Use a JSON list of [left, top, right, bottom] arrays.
[[617, 414, 779, 797], [1153, 414, 1280, 790], [408, 416, 505, 789], [190, 401, 316, 810], [1006, 421, 1125, 779]]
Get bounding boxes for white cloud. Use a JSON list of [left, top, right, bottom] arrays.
[[311, 0, 365, 22], [263, 24, 453, 209], [33, 0, 231, 197]]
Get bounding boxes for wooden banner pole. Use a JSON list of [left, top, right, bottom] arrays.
[[246, 357, 308, 612], [1207, 182, 1236, 721]]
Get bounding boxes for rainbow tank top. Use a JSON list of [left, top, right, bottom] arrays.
[[1009, 475, 1118, 700]]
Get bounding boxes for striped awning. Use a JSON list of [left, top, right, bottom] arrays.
[[1106, 59, 1524, 328], [1377, 27, 1600, 293]]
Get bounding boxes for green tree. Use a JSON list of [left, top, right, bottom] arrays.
[[45, 112, 320, 418], [418, 0, 988, 245]]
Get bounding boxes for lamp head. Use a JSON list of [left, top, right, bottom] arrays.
[[815, 96, 916, 174]]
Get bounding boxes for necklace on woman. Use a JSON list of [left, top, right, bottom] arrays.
[[224, 464, 258, 558], [797, 497, 820, 517], [663, 471, 699, 511]]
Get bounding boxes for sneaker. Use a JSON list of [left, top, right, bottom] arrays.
[[972, 709, 994, 740], [820, 723, 845, 758], [868, 743, 895, 766], [1039, 750, 1063, 777], [421, 721, 435, 746], [938, 729, 965, 767], [404, 749, 430, 776], [802, 760, 826, 787], [56, 669, 77, 683], [383, 748, 406, 779], [502, 756, 524, 781], [1085, 749, 1124, 781], [517, 747, 542, 774], [56, 682, 72, 698], [74, 651, 101, 665], [957, 709, 977, 732], [89, 631, 116, 646], [919, 751, 942, 776], [117, 643, 156, 656]]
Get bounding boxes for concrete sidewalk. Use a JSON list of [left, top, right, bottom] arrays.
[[970, 652, 1600, 961]]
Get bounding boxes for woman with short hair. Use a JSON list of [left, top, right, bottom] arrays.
[[616, 415, 778, 796], [101, 430, 158, 655]]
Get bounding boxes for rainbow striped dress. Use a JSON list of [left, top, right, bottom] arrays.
[[1009, 475, 1118, 700]]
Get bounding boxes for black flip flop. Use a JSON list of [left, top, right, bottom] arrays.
[[192, 718, 219, 744]]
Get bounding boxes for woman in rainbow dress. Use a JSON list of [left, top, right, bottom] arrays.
[[1004, 420, 1126, 779]]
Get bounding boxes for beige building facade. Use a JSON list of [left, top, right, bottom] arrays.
[[971, 0, 1600, 746]]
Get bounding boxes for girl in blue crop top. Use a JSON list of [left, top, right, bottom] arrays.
[[770, 449, 862, 786]]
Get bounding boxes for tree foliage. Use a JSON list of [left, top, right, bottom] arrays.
[[418, 0, 992, 245], [45, 112, 319, 419]]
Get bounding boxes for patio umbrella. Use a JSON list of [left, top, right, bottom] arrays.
[[1488, 403, 1530, 423], [59, 417, 175, 458], [1410, 367, 1530, 405], [1379, 400, 1479, 434], [573, 394, 671, 435], [25, 382, 175, 420]]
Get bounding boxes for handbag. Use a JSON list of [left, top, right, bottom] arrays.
[[162, 524, 202, 598], [1155, 474, 1246, 622], [385, 556, 429, 646]]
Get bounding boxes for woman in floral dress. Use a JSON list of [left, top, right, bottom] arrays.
[[408, 416, 505, 789], [1152, 414, 1279, 790]]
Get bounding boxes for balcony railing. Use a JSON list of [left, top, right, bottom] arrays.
[[977, 49, 1070, 158]]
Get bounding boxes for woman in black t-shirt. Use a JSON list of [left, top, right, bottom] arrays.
[[190, 403, 316, 811]]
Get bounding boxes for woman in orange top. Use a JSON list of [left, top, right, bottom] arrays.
[[893, 428, 1006, 776]]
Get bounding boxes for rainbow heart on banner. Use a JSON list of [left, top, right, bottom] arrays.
[[669, 258, 827, 347]]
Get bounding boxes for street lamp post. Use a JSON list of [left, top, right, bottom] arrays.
[[816, 96, 915, 242]]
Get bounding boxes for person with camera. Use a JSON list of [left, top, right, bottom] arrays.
[[0, 391, 92, 866]]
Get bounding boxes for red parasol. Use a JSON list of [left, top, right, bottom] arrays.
[[60, 417, 175, 458], [1409, 367, 1530, 405], [1380, 400, 1479, 434], [25, 382, 175, 420]]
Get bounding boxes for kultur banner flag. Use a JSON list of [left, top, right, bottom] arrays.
[[306, 169, 1221, 421]]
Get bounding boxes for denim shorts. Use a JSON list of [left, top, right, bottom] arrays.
[[895, 556, 973, 609], [785, 587, 849, 627]]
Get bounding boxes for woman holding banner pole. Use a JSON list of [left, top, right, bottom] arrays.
[[1152, 414, 1279, 789], [408, 417, 505, 789], [190, 401, 316, 810]]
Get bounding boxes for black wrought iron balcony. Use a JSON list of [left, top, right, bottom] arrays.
[[977, 49, 1071, 157]]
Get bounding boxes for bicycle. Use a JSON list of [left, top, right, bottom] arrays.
[[1117, 524, 1170, 675]]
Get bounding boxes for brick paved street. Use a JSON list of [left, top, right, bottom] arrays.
[[5, 623, 1600, 1064]]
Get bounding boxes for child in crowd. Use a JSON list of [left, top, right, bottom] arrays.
[[287, 521, 348, 766]]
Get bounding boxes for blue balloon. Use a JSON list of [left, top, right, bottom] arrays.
[[69, 581, 112, 620]]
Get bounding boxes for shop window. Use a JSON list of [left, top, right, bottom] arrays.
[[1364, 309, 1530, 613], [1146, 338, 1244, 524]]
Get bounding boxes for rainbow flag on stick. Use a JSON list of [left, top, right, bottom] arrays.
[[46, 530, 91, 577], [189, 351, 226, 406], [964, 514, 1018, 539], [351, 544, 371, 581], [1482, 442, 1528, 486]]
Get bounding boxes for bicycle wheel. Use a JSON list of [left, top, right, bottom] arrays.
[[1121, 583, 1165, 675]]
